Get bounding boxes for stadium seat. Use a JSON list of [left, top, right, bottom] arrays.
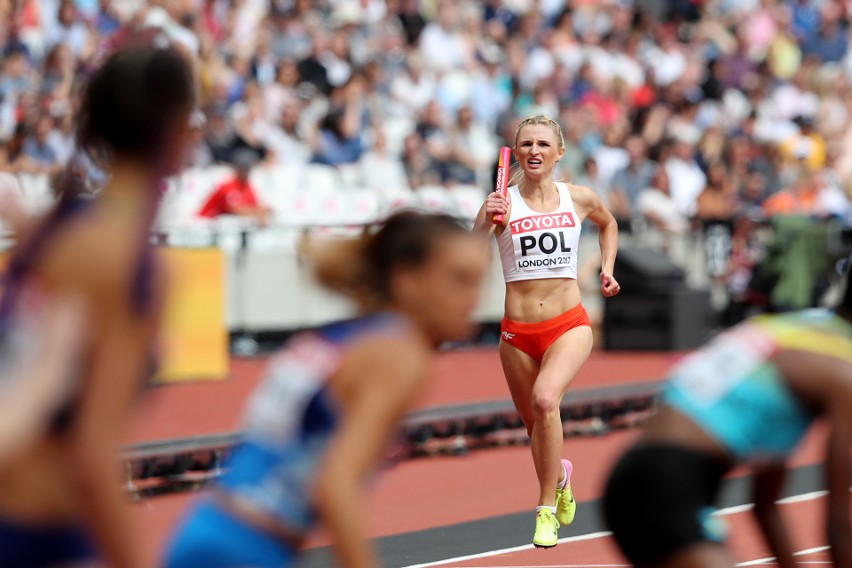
[[301, 164, 341, 193], [415, 185, 459, 216], [451, 184, 486, 221], [336, 163, 363, 188], [251, 163, 303, 221]]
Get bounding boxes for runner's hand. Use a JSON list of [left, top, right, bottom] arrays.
[[601, 272, 621, 297], [485, 192, 509, 219]]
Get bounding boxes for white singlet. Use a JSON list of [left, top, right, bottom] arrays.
[[497, 182, 581, 283]]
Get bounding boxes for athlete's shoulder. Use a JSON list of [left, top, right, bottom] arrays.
[[318, 313, 406, 344], [42, 225, 131, 288], [348, 326, 429, 377], [564, 182, 597, 204]]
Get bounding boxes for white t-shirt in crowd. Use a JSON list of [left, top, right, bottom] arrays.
[[665, 158, 707, 217], [593, 145, 630, 191], [643, 46, 686, 86], [391, 71, 437, 113], [419, 23, 466, 71]]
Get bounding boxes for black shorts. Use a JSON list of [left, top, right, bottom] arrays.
[[603, 443, 730, 567], [0, 514, 97, 567]]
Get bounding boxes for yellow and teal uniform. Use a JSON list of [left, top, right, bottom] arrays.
[[663, 309, 852, 460], [605, 309, 852, 567]]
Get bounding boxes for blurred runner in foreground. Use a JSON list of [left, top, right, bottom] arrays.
[[165, 211, 488, 568], [0, 37, 196, 568], [604, 274, 852, 568]]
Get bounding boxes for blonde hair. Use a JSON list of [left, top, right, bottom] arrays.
[[509, 115, 566, 187]]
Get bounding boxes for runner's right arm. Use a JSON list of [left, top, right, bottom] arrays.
[[314, 337, 428, 568], [751, 463, 796, 568], [472, 193, 509, 234], [825, 383, 852, 567]]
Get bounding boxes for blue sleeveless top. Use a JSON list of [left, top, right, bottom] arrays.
[[663, 309, 852, 461], [217, 313, 404, 538]]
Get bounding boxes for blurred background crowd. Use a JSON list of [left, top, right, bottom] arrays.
[[2, 0, 852, 322]]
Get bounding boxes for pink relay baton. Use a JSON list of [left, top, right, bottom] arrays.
[[491, 146, 512, 225]]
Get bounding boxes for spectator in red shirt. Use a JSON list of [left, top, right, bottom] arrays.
[[198, 149, 272, 225]]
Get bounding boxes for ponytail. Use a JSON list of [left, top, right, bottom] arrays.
[[508, 163, 525, 188], [301, 212, 468, 313], [300, 233, 379, 312]]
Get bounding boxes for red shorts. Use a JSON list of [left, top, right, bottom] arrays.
[[500, 304, 591, 363]]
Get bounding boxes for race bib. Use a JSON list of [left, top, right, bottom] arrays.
[[246, 334, 340, 441], [510, 212, 577, 271], [670, 324, 776, 406]]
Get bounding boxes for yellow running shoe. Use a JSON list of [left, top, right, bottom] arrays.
[[556, 459, 576, 526], [532, 508, 559, 548], [556, 483, 576, 526]]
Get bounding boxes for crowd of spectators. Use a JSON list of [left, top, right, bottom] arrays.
[[2, 0, 852, 230]]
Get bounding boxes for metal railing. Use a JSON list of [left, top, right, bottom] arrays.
[[121, 381, 661, 498]]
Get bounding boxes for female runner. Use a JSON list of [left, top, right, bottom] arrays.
[[165, 212, 488, 568], [0, 40, 196, 567], [474, 114, 620, 548], [604, 291, 852, 567]]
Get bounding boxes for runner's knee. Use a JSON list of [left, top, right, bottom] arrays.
[[531, 389, 561, 418]]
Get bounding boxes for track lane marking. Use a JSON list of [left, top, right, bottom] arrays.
[[736, 545, 832, 566], [402, 491, 842, 568]]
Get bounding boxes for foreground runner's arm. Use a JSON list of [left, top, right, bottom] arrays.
[[64, 251, 164, 568], [826, 385, 852, 567], [751, 463, 796, 568], [780, 349, 852, 567], [314, 338, 427, 568]]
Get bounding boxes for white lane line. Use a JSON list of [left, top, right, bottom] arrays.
[[402, 489, 837, 568], [793, 545, 832, 556], [400, 532, 612, 568], [736, 545, 832, 566], [715, 490, 830, 517], [778, 490, 829, 504]]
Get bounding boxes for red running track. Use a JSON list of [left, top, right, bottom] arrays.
[[133, 424, 831, 566], [125, 349, 833, 566], [125, 350, 681, 443]]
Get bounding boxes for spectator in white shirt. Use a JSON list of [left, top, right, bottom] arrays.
[[419, 0, 468, 72], [320, 30, 354, 89], [264, 103, 311, 165], [46, 111, 75, 167], [644, 26, 687, 86], [360, 128, 408, 191], [45, 0, 89, 58], [637, 166, 690, 233], [468, 47, 511, 126], [390, 55, 436, 115], [593, 124, 630, 191], [444, 104, 497, 186], [664, 138, 708, 217], [264, 59, 300, 124]]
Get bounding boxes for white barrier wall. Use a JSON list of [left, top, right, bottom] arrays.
[[13, 170, 712, 333], [223, 236, 508, 332]]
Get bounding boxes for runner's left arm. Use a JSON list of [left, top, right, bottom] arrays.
[[573, 185, 619, 296]]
